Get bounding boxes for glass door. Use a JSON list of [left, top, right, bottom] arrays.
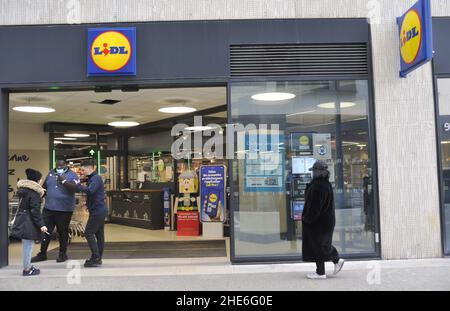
[[437, 78, 450, 254]]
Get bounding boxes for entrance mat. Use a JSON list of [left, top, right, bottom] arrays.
[[47, 240, 227, 259]]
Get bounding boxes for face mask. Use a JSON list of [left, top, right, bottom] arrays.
[[56, 168, 66, 175]]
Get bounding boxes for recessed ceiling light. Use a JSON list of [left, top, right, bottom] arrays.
[[64, 133, 90, 138], [13, 106, 55, 113], [55, 137, 77, 141], [251, 92, 296, 101], [108, 121, 140, 128], [54, 140, 63, 144], [318, 102, 356, 109], [185, 126, 215, 131], [158, 107, 197, 114]]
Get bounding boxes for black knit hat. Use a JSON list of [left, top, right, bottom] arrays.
[[25, 168, 42, 182], [308, 160, 328, 171]]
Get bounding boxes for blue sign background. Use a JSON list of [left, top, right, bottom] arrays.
[[87, 27, 136, 76], [397, 0, 433, 78], [200, 165, 226, 223]]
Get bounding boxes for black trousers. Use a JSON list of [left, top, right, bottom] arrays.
[[40, 209, 73, 255], [85, 214, 105, 260], [316, 246, 340, 275]]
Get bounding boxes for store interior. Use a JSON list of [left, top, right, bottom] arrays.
[[8, 86, 230, 263], [7, 81, 377, 263]]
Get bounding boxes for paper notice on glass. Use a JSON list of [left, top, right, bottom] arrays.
[[313, 134, 332, 161]]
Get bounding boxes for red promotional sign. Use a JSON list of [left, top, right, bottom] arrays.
[[177, 211, 200, 236]]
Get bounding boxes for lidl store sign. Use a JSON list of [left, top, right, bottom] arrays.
[[87, 27, 136, 76], [397, 0, 433, 78]]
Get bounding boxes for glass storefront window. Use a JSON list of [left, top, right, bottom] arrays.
[[230, 80, 377, 260], [437, 78, 450, 254]]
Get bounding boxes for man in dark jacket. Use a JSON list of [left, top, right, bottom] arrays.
[[302, 160, 344, 279], [13, 169, 48, 276], [59, 160, 107, 267], [32, 160, 80, 263]]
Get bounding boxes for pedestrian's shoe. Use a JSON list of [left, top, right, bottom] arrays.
[[23, 266, 40, 276], [85, 257, 102, 264], [31, 252, 47, 263], [306, 272, 327, 280], [84, 258, 102, 268], [333, 259, 345, 275], [56, 253, 68, 263]]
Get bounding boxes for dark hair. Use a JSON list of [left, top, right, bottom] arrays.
[[80, 160, 96, 168], [25, 168, 42, 182]]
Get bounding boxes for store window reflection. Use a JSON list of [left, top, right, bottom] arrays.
[[230, 80, 377, 260], [438, 78, 450, 254]]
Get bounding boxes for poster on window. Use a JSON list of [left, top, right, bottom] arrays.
[[200, 165, 226, 223], [244, 132, 285, 193], [290, 133, 313, 154]]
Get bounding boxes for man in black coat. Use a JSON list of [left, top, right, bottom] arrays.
[[302, 160, 344, 279]]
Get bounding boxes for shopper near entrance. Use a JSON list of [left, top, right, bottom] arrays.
[[11, 169, 48, 276], [302, 160, 344, 279], [32, 160, 79, 264], [59, 160, 107, 267]]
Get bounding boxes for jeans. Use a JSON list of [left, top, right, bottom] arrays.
[[22, 239, 35, 270], [40, 209, 73, 255], [85, 213, 106, 260]]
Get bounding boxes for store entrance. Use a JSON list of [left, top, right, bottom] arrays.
[[8, 86, 229, 263]]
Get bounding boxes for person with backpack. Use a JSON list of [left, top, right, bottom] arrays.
[[11, 168, 48, 276]]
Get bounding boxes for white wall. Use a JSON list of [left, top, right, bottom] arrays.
[[2, 0, 449, 259], [8, 122, 49, 199]]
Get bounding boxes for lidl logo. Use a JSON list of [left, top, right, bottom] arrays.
[[87, 28, 136, 76], [399, 10, 422, 65], [209, 193, 218, 203], [397, 0, 433, 78], [299, 136, 309, 146]]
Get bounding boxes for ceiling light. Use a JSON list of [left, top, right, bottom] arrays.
[[185, 126, 215, 131], [318, 102, 356, 109], [64, 133, 90, 138], [251, 92, 296, 101], [13, 106, 55, 113], [55, 137, 77, 141], [158, 107, 197, 114], [54, 140, 63, 144], [108, 121, 140, 128]]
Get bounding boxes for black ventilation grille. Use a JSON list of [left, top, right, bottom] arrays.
[[230, 43, 369, 77]]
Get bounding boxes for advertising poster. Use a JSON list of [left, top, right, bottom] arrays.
[[244, 133, 285, 193], [292, 201, 305, 221], [290, 133, 313, 154], [200, 165, 226, 223], [313, 133, 335, 182], [163, 187, 171, 229]]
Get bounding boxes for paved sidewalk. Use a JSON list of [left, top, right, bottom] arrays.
[[0, 258, 449, 291]]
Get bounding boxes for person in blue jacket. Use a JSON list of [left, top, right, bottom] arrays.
[[32, 159, 79, 263], [59, 160, 107, 267]]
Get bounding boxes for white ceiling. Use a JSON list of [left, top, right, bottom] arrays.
[[9, 87, 227, 125]]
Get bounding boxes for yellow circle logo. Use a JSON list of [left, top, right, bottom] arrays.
[[91, 31, 132, 72], [299, 136, 309, 146], [400, 9, 422, 65], [209, 193, 218, 203]]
